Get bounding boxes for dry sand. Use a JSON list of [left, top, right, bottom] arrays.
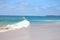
[[0, 22, 60, 40]]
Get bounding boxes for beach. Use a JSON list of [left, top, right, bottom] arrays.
[[0, 22, 60, 40]]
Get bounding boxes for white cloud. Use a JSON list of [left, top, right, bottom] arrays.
[[0, 1, 60, 16], [0, 2, 29, 12]]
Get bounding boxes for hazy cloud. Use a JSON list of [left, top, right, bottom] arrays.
[[0, 0, 60, 16]]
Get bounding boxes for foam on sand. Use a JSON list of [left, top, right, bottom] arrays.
[[0, 17, 30, 32]]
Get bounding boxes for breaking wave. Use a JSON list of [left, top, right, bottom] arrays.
[[0, 20, 30, 32]]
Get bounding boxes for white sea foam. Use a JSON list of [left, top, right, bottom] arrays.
[[0, 19, 30, 32]]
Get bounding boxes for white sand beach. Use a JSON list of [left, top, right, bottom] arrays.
[[0, 22, 60, 40]]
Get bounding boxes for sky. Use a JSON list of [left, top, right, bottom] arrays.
[[0, 0, 60, 16]]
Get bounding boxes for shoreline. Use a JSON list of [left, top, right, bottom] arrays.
[[0, 22, 60, 40], [31, 22, 60, 26]]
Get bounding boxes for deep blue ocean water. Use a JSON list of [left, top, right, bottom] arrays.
[[0, 16, 60, 26]]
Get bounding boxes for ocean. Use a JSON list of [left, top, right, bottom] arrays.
[[0, 16, 60, 26], [0, 16, 60, 40]]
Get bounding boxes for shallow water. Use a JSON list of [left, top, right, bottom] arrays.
[[0, 16, 60, 26]]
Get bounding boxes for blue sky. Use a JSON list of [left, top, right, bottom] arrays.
[[0, 0, 60, 16]]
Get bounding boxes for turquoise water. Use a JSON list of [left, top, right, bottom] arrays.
[[0, 16, 25, 26], [25, 16, 60, 24], [0, 16, 60, 26]]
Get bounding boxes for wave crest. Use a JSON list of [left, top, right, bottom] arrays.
[[0, 20, 30, 32]]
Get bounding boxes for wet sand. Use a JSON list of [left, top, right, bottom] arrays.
[[0, 22, 60, 40]]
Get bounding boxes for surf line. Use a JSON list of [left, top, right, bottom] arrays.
[[0, 17, 30, 32]]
